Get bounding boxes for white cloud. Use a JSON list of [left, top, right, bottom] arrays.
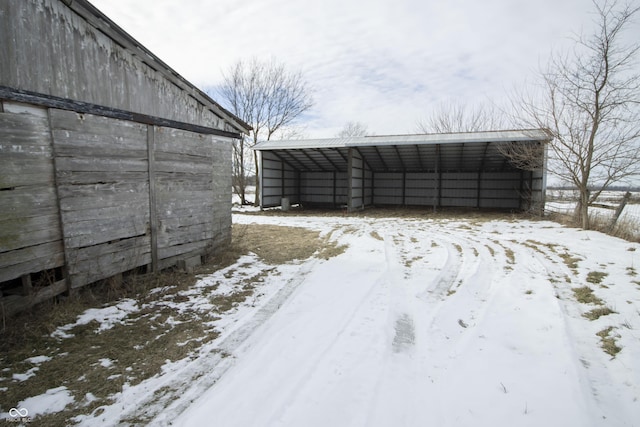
[[90, 0, 618, 137]]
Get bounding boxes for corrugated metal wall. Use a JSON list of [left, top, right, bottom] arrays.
[[259, 148, 545, 211], [260, 151, 300, 207], [300, 172, 348, 206], [348, 149, 366, 209]]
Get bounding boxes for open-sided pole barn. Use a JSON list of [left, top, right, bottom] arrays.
[[254, 130, 550, 212], [0, 0, 250, 315]]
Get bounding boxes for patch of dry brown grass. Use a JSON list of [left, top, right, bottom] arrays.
[[1, 222, 341, 425], [596, 326, 622, 357], [547, 208, 640, 243], [583, 306, 616, 320], [232, 224, 323, 264], [243, 206, 528, 221], [572, 286, 604, 305]]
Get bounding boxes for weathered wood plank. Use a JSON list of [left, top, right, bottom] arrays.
[[63, 217, 149, 249], [0, 144, 54, 159], [1, 279, 68, 317], [0, 106, 65, 284], [147, 125, 159, 273], [0, 160, 55, 187], [0, 214, 62, 252], [159, 234, 214, 250], [154, 160, 213, 174], [156, 206, 214, 223], [55, 170, 149, 185], [154, 127, 215, 157], [56, 181, 149, 198], [59, 192, 148, 212], [156, 194, 214, 208], [50, 108, 148, 143], [0, 88, 242, 139], [158, 222, 214, 242], [21, 274, 33, 295], [157, 240, 211, 261], [154, 150, 213, 164], [69, 243, 151, 288], [156, 189, 214, 200], [155, 170, 214, 181], [59, 204, 149, 223], [0, 239, 65, 268], [0, 187, 59, 221], [53, 144, 149, 159], [0, 111, 50, 145], [159, 215, 216, 229], [67, 235, 151, 263], [54, 156, 148, 173], [0, 242, 65, 282], [155, 180, 214, 193]]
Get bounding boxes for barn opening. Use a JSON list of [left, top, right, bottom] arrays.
[[254, 129, 550, 212]]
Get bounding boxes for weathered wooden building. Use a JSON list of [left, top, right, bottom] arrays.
[[254, 130, 550, 212], [0, 0, 250, 315]]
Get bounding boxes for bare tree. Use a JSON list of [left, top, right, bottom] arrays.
[[217, 58, 314, 205], [272, 126, 308, 141], [516, 0, 640, 229], [336, 121, 368, 137], [496, 137, 548, 171], [416, 102, 505, 134]]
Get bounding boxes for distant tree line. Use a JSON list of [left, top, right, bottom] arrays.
[[548, 185, 640, 192]]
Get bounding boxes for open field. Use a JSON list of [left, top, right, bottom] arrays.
[[2, 208, 639, 426]]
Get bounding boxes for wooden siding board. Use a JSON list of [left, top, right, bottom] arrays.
[[1, 279, 68, 317], [0, 108, 65, 282], [62, 216, 149, 249], [49, 110, 152, 287], [58, 191, 149, 212], [0, 186, 59, 221], [0, 215, 62, 253], [153, 127, 221, 263], [0, 242, 65, 282], [0, 0, 245, 133], [69, 238, 152, 288], [2, 104, 232, 301], [1, 0, 236, 302], [157, 240, 210, 261], [54, 157, 149, 174]]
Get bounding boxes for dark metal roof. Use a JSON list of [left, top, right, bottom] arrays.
[[254, 129, 551, 173]]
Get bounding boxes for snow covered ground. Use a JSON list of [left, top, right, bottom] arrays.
[[5, 211, 640, 426], [167, 213, 640, 427]]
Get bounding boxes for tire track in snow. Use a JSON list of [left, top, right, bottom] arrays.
[[434, 230, 599, 425], [363, 222, 501, 425], [418, 228, 499, 366], [171, 217, 609, 427], [505, 238, 606, 422], [383, 231, 417, 353], [254, 229, 395, 426]]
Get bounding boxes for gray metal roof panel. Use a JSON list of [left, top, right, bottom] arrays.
[[253, 129, 551, 151]]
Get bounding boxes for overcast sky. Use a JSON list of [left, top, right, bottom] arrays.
[[91, 0, 603, 138]]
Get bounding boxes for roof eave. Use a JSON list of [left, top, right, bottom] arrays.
[[67, 0, 251, 135]]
